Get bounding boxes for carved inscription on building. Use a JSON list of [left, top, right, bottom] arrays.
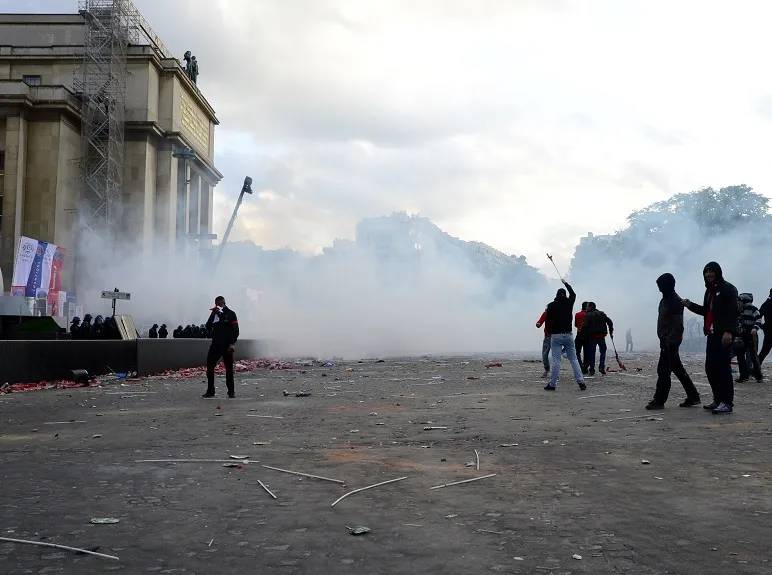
[[179, 91, 210, 152]]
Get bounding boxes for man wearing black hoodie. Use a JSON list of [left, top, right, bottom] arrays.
[[682, 262, 739, 414], [544, 280, 586, 391], [646, 273, 700, 410], [759, 288, 772, 365]]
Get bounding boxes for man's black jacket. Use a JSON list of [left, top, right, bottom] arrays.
[[545, 283, 576, 334], [686, 263, 739, 336], [206, 306, 240, 346]]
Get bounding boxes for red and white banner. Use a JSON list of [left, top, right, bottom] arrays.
[[47, 246, 67, 316]]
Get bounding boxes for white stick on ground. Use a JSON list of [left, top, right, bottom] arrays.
[[136, 459, 255, 464], [257, 479, 277, 499], [0, 536, 119, 560], [429, 474, 496, 490], [43, 421, 87, 425], [578, 393, 625, 400], [474, 449, 480, 471], [261, 465, 345, 484], [331, 476, 409, 507], [246, 415, 284, 419]]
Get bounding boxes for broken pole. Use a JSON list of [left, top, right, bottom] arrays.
[[331, 476, 409, 508], [430, 474, 496, 490], [261, 464, 345, 484]]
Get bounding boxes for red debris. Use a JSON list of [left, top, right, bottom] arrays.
[[485, 363, 503, 369]]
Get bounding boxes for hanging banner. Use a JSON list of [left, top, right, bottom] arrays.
[[37, 242, 57, 300], [11, 236, 39, 296], [47, 246, 67, 316], [24, 241, 46, 298]]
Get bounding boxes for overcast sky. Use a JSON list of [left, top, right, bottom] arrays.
[[8, 0, 772, 274]]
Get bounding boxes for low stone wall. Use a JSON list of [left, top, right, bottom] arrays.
[[0, 339, 270, 384]]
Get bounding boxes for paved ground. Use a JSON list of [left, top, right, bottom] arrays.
[[1, 352, 771, 574]]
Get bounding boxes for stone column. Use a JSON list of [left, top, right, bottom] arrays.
[[154, 149, 179, 254], [0, 115, 28, 290], [199, 180, 212, 247], [188, 171, 200, 236]]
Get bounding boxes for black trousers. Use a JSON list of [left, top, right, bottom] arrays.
[[759, 328, 772, 364], [705, 333, 734, 407], [736, 333, 763, 380], [575, 335, 587, 372], [206, 344, 234, 394], [653, 342, 700, 404]]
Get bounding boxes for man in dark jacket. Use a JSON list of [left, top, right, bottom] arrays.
[[682, 262, 739, 414], [544, 281, 586, 391], [735, 293, 763, 383], [203, 295, 240, 398], [581, 302, 614, 376], [758, 288, 772, 364], [158, 324, 168, 339], [646, 273, 700, 410], [148, 324, 158, 338]]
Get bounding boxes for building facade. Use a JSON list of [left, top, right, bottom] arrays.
[[0, 13, 222, 294]]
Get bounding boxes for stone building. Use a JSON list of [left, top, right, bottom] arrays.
[[0, 13, 222, 294]]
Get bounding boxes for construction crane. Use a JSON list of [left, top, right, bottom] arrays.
[[212, 177, 253, 272]]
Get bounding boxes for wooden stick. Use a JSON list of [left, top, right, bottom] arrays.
[[331, 477, 409, 507], [0, 536, 119, 560], [246, 415, 283, 419], [261, 465, 345, 484], [430, 474, 496, 490], [578, 393, 625, 399], [257, 479, 277, 499], [474, 449, 480, 471], [136, 459, 254, 464]]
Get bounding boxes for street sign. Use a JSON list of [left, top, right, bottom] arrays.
[[101, 291, 131, 301]]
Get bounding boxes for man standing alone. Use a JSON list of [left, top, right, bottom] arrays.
[[625, 329, 633, 352], [203, 295, 240, 399], [646, 273, 700, 410], [682, 262, 739, 414], [544, 281, 586, 391]]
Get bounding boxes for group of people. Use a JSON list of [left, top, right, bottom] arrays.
[[536, 291, 617, 386], [536, 261, 771, 416], [146, 323, 216, 339], [69, 314, 121, 340]]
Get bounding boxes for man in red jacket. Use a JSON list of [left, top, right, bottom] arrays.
[[536, 308, 551, 378]]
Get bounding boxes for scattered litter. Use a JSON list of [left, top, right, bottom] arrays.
[[573, 554, 582, 560], [599, 415, 665, 422], [246, 415, 283, 419], [136, 459, 254, 464], [90, 518, 119, 524], [350, 429, 360, 433], [331, 476, 408, 507], [445, 514, 458, 519], [424, 426, 448, 431], [257, 479, 277, 499], [742, 474, 751, 478], [641, 460, 651, 465], [619, 409, 632, 413], [578, 393, 625, 400], [43, 421, 87, 425], [321, 362, 335, 367], [543, 440, 549, 444], [430, 474, 496, 490], [208, 539, 214, 547], [474, 449, 480, 471], [253, 442, 271, 446], [346, 526, 370, 536], [485, 363, 503, 368], [655, 477, 664, 480], [262, 464, 345, 484], [465, 462, 475, 468], [513, 556, 524, 561], [404, 523, 423, 527], [0, 536, 119, 561], [369, 412, 378, 416], [467, 376, 480, 380], [477, 529, 504, 535], [222, 463, 242, 468], [230, 455, 249, 460], [500, 443, 518, 447], [283, 390, 311, 397], [92, 434, 102, 439]]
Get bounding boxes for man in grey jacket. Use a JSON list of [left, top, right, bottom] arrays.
[[646, 273, 701, 410]]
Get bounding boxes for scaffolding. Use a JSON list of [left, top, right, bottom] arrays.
[[74, 0, 130, 242]]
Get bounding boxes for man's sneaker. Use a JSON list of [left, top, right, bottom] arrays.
[[703, 402, 719, 410], [544, 385, 556, 391], [227, 391, 235, 399], [645, 401, 665, 410], [599, 368, 606, 375], [755, 377, 764, 383], [712, 402, 733, 414], [541, 371, 549, 379], [735, 377, 749, 383], [202, 392, 215, 398], [679, 397, 701, 407], [578, 383, 587, 391]]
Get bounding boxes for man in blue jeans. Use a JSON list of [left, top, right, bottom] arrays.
[[544, 280, 586, 391]]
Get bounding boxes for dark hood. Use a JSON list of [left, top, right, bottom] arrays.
[[703, 261, 723, 286], [768, 288, 772, 300], [555, 288, 567, 300], [656, 273, 676, 295]]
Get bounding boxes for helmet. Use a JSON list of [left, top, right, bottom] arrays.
[[83, 314, 93, 322], [94, 315, 104, 324], [71, 316, 81, 323]]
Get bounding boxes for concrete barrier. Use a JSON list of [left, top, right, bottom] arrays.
[[0, 339, 271, 384]]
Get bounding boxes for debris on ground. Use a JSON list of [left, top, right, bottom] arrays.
[[257, 479, 277, 499], [0, 536, 119, 560], [485, 363, 503, 368], [573, 554, 583, 560], [430, 474, 496, 490], [262, 464, 345, 484], [641, 460, 651, 465], [90, 518, 119, 524], [331, 476, 409, 507], [222, 463, 242, 468], [346, 526, 371, 536], [283, 389, 311, 397]]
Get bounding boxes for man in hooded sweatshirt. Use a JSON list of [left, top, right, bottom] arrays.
[[645, 273, 701, 410], [682, 262, 739, 414], [735, 293, 763, 383], [544, 280, 586, 391], [759, 288, 772, 365]]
